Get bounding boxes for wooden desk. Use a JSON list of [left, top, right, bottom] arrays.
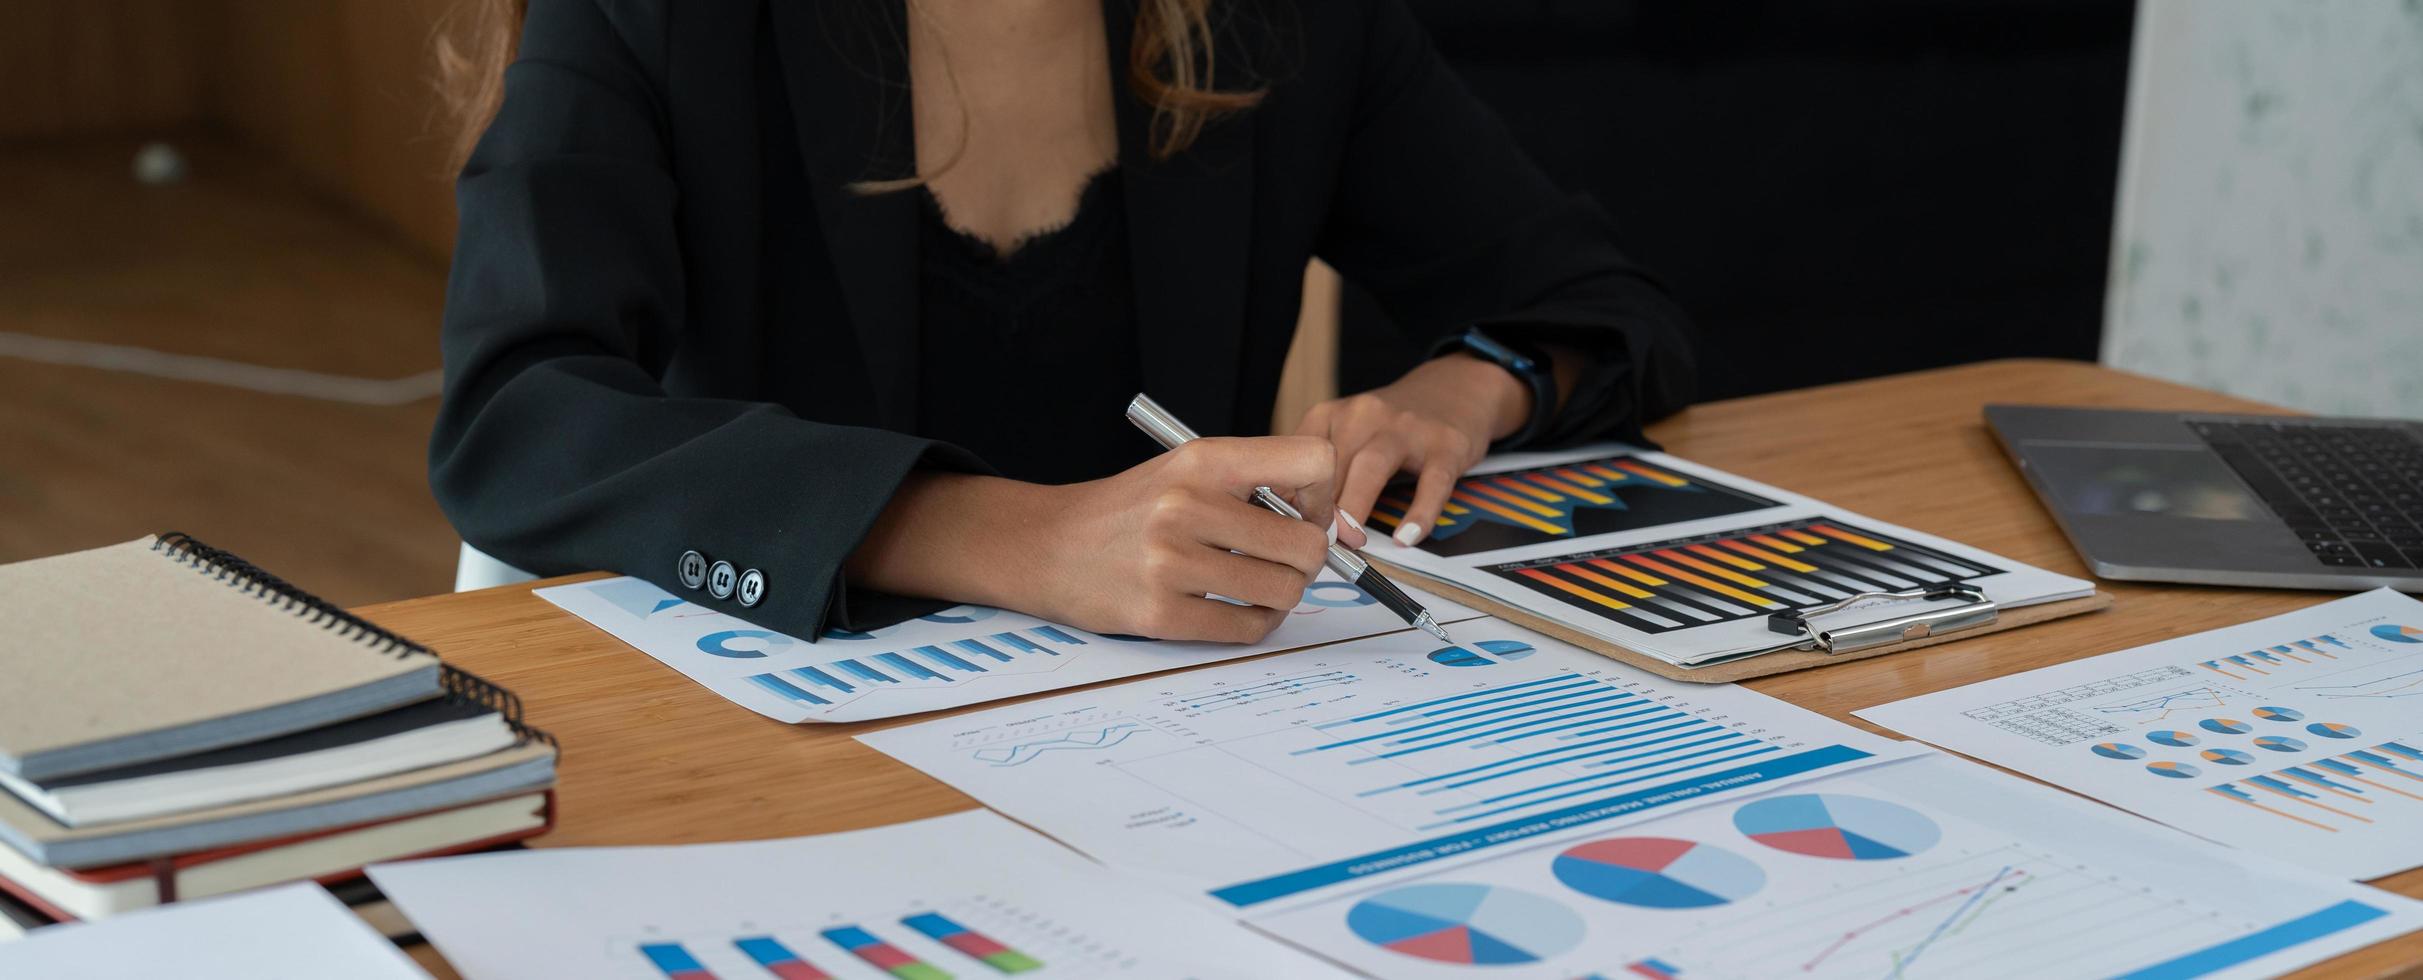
[[362, 360, 2423, 979]]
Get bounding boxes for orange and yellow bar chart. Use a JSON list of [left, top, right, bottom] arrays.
[[1484, 517, 1999, 634]]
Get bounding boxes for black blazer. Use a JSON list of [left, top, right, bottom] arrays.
[[430, 0, 1695, 640]]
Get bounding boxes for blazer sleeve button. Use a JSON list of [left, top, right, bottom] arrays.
[[678, 550, 709, 590], [737, 568, 766, 607], [707, 560, 738, 599]]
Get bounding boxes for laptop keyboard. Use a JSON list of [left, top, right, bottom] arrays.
[[2191, 420, 2423, 571]]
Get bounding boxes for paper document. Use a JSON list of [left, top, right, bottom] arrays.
[[858, 621, 1916, 910], [368, 809, 1350, 980], [540, 573, 1476, 723], [0, 882, 428, 979], [1860, 588, 2423, 879], [1361, 446, 2095, 666], [1252, 752, 2423, 979]]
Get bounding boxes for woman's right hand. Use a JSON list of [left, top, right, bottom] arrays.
[[851, 436, 1366, 643], [1025, 436, 1363, 643]]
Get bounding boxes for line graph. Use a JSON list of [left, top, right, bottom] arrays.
[[2296, 666, 2423, 701], [971, 722, 1151, 767], [1563, 839, 2245, 979], [2090, 685, 2231, 720], [1797, 867, 2011, 973]]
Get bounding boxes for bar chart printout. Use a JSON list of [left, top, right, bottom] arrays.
[[641, 943, 719, 980], [1484, 516, 2001, 636], [902, 912, 1044, 974], [735, 936, 834, 980], [1365, 452, 1779, 557], [858, 624, 1917, 909], [824, 925, 950, 980], [537, 570, 1467, 723], [1859, 587, 2423, 880], [364, 811, 1346, 980], [1252, 755, 2423, 979]]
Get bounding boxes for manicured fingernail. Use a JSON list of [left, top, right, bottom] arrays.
[[1336, 509, 1364, 532], [1394, 522, 1424, 547]]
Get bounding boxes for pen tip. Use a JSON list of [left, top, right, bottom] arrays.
[[1418, 615, 1452, 645]]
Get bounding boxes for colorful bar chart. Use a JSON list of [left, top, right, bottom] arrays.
[[640, 942, 718, 980], [900, 912, 1043, 974], [2208, 740, 2423, 830], [1485, 516, 2000, 635], [1364, 454, 1778, 557], [2198, 633, 2347, 679], [821, 925, 951, 980], [734, 937, 834, 980], [744, 628, 1091, 704]]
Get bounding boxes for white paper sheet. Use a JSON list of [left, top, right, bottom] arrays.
[[0, 882, 428, 979], [858, 620, 1917, 911], [539, 572, 1477, 723], [1860, 588, 2423, 880], [1251, 752, 2423, 979], [1361, 445, 2095, 666], [368, 810, 1350, 980]]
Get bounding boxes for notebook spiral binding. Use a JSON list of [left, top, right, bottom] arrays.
[[151, 532, 429, 657], [150, 532, 557, 749]]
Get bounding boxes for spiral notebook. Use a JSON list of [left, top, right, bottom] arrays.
[[0, 534, 558, 868], [0, 535, 447, 781]]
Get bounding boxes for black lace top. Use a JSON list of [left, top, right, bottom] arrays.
[[915, 168, 1146, 485]]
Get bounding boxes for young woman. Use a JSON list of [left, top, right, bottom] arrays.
[[430, 0, 1694, 644]]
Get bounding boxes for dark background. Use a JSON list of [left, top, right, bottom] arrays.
[[1341, 0, 2138, 402]]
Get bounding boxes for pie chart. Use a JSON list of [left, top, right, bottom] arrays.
[[1428, 640, 1537, 667], [2147, 730, 2201, 747], [2308, 722, 2362, 739], [1346, 883, 1584, 965], [2201, 748, 2255, 766], [2091, 742, 2146, 760], [2147, 761, 2201, 778], [2254, 735, 2307, 752], [2200, 718, 2252, 735], [1733, 793, 1940, 861], [1551, 838, 1765, 909], [2254, 706, 2305, 722], [2372, 624, 2423, 644]]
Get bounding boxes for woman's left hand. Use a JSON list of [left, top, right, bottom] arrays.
[[1296, 354, 1532, 547]]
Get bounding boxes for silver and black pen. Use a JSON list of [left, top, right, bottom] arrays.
[[1125, 393, 1455, 645]]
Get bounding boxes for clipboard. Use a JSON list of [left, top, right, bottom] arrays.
[[1379, 558, 2113, 683]]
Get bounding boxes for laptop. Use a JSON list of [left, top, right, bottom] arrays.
[[1986, 405, 2423, 592]]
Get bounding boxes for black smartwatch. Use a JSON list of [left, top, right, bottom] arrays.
[[1436, 327, 1556, 448]]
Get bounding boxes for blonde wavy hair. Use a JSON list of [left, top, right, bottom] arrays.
[[434, 0, 1263, 177]]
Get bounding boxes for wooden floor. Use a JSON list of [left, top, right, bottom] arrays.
[[0, 136, 457, 604]]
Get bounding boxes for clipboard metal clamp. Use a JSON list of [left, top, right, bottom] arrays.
[[1767, 583, 1998, 655]]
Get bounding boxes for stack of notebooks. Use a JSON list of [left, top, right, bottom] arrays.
[[0, 534, 558, 931]]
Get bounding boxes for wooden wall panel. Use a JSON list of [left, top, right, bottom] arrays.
[[201, 0, 461, 261], [0, 0, 207, 139]]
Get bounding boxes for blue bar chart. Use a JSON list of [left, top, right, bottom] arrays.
[[742, 628, 1091, 708]]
